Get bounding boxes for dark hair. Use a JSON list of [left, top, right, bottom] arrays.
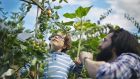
[[110, 28, 140, 56], [61, 34, 71, 52]]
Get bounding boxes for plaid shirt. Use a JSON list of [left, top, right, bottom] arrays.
[[96, 53, 140, 79]]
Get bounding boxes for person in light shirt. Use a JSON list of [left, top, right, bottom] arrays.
[[43, 34, 83, 79]]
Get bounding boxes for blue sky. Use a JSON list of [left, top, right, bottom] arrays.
[[1, 0, 140, 34], [0, 0, 20, 11], [0, 0, 21, 15]]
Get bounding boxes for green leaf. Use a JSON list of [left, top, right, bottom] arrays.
[[75, 6, 92, 18], [20, 44, 27, 50], [54, 12, 59, 20], [75, 6, 84, 18], [54, 6, 62, 9], [63, 13, 76, 19], [63, 21, 74, 25], [114, 25, 120, 30], [59, 0, 62, 3], [99, 33, 107, 38], [84, 6, 92, 16], [64, 0, 68, 3], [37, 32, 44, 39], [83, 21, 96, 30]]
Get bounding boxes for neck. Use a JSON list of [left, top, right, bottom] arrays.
[[109, 52, 117, 62], [56, 49, 62, 52], [51, 48, 62, 53]]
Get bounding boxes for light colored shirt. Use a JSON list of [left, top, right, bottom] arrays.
[[43, 52, 83, 79]]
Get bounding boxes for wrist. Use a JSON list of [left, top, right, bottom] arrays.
[[83, 57, 89, 64]]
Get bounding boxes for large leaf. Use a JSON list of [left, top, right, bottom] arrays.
[[84, 6, 92, 16], [63, 13, 76, 19], [75, 6, 83, 18], [75, 6, 92, 18]]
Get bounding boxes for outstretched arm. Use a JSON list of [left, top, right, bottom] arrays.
[[79, 51, 106, 78], [84, 58, 105, 78], [80, 52, 137, 79]]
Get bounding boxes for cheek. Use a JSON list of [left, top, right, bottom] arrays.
[[101, 42, 111, 50], [59, 41, 65, 47]]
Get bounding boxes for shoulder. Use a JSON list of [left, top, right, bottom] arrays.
[[61, 52, 70, 57], [115, 53, 140, 67], [117, 53, 140, 61], [62, 53, 72, 60]]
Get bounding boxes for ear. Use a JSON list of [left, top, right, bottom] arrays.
[[62, 45, 66, 49]]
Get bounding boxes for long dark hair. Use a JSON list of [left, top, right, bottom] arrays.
[[110, 28, 140, 56]]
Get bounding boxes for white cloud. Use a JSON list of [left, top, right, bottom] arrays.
[[23, 6, 39, 30], [103, 0, 140, 32], [26, 6, 38, 17], [107, 0, 140, 19], [67, 0, 93, 7], [86, 7, 107, 22], [52, 0, 93, 7], [101, 13, 137, 32]]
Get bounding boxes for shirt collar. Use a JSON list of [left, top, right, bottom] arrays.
[[50, 50, 64, 55]]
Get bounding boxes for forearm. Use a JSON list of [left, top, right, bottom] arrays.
[[84, 59, 106, 78]]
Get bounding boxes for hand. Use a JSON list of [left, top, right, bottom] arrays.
[[74, 57, 81, 65], [79, 51, 93, 63]]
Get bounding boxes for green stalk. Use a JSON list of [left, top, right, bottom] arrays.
[[74, 18, 84, 79], [77, 18, 84, 58], [35, 62, 39, 79]]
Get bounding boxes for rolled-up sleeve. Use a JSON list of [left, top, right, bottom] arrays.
[[69, 59, 83, 75]]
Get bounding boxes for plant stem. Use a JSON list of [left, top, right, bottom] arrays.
[[77, 18, 83, 58]]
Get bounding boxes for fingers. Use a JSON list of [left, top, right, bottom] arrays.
[[79, 51, 93, 64], [74, 57, 81, 64]]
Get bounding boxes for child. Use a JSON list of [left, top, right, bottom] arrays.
[[43, 34, 82, 79]]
